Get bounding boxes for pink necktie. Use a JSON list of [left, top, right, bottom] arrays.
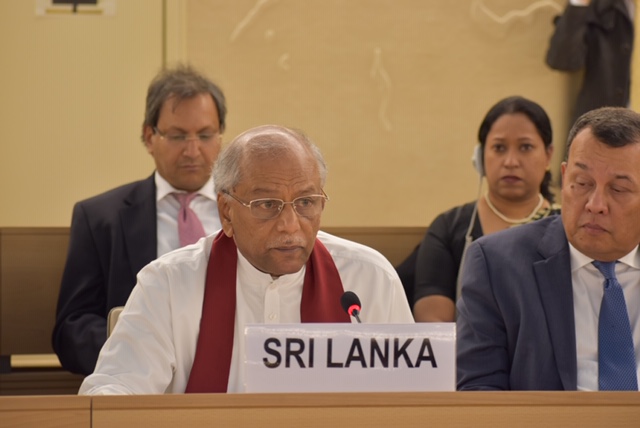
[[173, 193, 206, 247]]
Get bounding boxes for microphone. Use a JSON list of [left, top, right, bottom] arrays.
[[340, 291, 362, 323]]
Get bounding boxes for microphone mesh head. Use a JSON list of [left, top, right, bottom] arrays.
[[340, 291, 361, 315]]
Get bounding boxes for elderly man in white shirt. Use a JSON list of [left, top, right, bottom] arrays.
[[80, 124, 413, 395]]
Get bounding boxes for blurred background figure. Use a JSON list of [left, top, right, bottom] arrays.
[[546, 0, 634, 144], [398, 96, 561, 322]]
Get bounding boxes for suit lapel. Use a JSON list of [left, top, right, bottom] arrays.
[[533, 216, 577, 390], [120, 175, 157, 285]]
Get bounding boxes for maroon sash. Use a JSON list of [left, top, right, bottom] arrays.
[[185, 231, 349, 393]]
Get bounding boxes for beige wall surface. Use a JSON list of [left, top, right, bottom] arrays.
[[4, 0, 639, 228], [184, 0, 571, 227], [0, 0, 162, 226]]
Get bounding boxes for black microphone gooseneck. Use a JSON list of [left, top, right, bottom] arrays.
[[340, 291, 362, 323]]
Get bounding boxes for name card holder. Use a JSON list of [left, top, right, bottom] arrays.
[[244, 323, 455, 393]]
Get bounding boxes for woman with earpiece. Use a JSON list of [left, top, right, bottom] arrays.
[[410, 95, 560, 322]]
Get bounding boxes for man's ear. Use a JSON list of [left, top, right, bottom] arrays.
[[218, 193, 234, 237], [560, 161, 567, 186], [142, 125, 155, 153]]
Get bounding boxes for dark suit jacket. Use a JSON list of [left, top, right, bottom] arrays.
[[546, 0, 633, 124], [52, 175, 157, 375], [456, 216, 578, 390]]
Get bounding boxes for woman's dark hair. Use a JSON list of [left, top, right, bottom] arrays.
[[477, 95, 554, 203]]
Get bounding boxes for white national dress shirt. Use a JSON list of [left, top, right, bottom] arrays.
[[79, 231, 414, 395], [570, 243, 640, 391], [155, 171, 221, 256]]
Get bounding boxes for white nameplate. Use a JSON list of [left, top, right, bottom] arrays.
[[244, 323, 455, 392]]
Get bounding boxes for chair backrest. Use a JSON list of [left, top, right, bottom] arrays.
[[0, 227, 69, 356], [107, 306, 124, 338], [0, 226, 425, 356], [321, 227, 425, 266]]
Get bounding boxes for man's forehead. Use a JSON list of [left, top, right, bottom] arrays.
[[242, 153, 319, 178], [238, 154, 320, 191]]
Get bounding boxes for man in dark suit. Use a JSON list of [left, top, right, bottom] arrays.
[[457, 107, 640, 390], [52, 65, 227, 375]]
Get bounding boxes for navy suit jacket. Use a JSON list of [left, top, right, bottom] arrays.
[[456, 216, 578, 390], [52, 175, 157, 375]]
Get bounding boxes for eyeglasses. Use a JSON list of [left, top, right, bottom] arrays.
[[223, 190, 329, 220], [154, 127, 219, 145]]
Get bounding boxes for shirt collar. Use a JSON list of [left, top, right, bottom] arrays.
[[154, 171, 216, 202], [568, 242, 640, 272]]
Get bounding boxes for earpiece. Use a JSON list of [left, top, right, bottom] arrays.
[[459, 147, 484, 299], [471, 144, 485, 177]]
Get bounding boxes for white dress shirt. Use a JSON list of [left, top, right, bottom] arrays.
[[155, 172, 221, 256], [79, 231, 414, 395], [570, 244, 640, 391]]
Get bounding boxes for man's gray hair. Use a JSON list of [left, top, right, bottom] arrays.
[[141, 64, 227, 140], [213, 126, 327, 195], [566, 107, 640, 159]]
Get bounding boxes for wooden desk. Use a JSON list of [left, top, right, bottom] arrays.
[[91, 392, 640, 428], [1, 392, 638, 427], [0, 395, 90, 428]]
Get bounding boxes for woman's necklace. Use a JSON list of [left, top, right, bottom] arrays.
[[484, 193, 544, 225]]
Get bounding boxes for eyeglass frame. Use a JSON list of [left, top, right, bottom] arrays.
[[222, 190, 329, 219], [153, 127, 220, 144]]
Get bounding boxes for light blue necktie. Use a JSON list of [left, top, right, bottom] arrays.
[[593, 261, 638, 391]]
